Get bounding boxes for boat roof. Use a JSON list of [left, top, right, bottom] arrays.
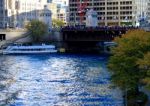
[[8, 45, 55, 49]]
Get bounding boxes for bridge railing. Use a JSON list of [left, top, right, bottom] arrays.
[[61, 26, 139, 31]]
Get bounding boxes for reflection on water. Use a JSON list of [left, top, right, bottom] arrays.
[[0, 54, 123, 106]]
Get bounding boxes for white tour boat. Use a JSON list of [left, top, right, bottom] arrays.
[[3, 44, 57, 54]]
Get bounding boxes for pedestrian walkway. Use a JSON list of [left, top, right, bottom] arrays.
[[0, 31, 30, 49]]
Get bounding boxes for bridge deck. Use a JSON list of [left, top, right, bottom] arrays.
[[61, 26, 138, 42], [61, 26, 138, 31]]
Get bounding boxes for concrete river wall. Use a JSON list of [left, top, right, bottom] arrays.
[[0, 29, 29, 54]]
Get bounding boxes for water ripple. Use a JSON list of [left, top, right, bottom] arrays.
[[0, 54, 123, 106]]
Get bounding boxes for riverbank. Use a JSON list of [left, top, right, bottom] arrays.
[[0, 43, 107, 55]]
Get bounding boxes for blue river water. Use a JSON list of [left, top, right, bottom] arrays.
[[0, 54, 123, 106]]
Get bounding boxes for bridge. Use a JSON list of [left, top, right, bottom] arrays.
[[61, 26, 138, 42], [61, 26, 138, 53]]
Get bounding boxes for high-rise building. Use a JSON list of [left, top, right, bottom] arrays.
[[57, 6, 69, 25], [69, 0, 150, 26], [133, 0, 149, 26], [148, 1, 150, 23], [0, 0, 52, 28], [49, 0, 69, 6], [47, 3, 58, 20], [47, 0, 52, 3], [47, 0, 69, 25]]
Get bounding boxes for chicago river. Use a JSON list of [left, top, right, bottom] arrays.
[[0, 54, 123, 106]]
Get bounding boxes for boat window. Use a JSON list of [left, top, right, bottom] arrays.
[[12, 48, 53, 51]]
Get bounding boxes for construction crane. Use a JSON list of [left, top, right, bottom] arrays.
[[77, 0, 88, 25]]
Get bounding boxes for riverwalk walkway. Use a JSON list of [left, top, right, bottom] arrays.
[[0, 31, 30, 54], [0, 31, 30, 47]]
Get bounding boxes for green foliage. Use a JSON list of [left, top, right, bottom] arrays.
[[121, 22, 133, 26], [52, 19, 65, 28], [108, 30, 150, 92], [137, 52, 150, 88], [26, 20, 48, 42]]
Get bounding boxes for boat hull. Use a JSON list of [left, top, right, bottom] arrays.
[[3, 50, 57, 55]]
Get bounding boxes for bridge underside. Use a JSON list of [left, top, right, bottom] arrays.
[[61, 30, 127, 53], [65, 41, 103, 53], [62, 30, 125, 42], [61, 27, 138, 53]]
